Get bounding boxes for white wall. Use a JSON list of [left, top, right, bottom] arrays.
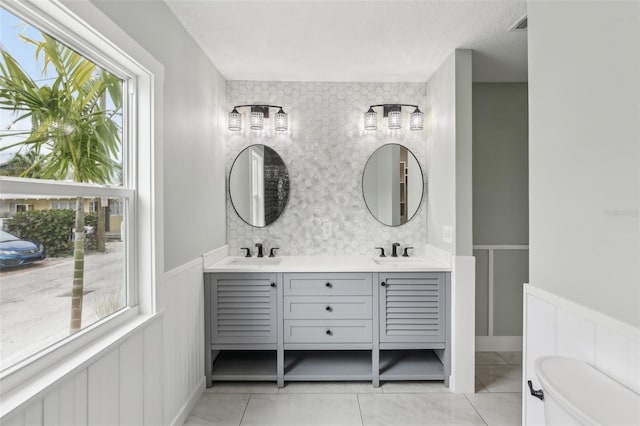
[[424, 48, 473, 256], [454, 51, 473, 258], [92, 0, 227, 273], [528, 0, 640, 328], [426, 50, 475, 392], [425, 54, 456, 254], [525, 2, 640, 423]]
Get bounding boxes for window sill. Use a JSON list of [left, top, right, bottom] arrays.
[[0, 311, 161, 418]]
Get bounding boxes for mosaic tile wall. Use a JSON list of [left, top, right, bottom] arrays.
[[226, 81, 428, 256]]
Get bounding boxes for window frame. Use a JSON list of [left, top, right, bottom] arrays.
[[0, 0, 163, 396]]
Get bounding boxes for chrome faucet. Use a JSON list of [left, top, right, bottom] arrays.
[[255, 243, 264, 258], [391, 242, 400, 257]]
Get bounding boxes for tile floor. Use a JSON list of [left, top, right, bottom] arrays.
[[184, 351, 522, 426]]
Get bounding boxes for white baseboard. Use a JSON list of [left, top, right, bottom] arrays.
[[170, 376, 205, 426], [475, 336, 523, 352]]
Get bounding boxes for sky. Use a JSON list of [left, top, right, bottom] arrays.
[[0, 7, 52, 164]]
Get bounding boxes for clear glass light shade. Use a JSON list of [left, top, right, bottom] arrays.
[[250, 111, 264, 130], [410, 108, 424, 131], [228, 109, 242, 131], [275, 109, 288, 132], [364, 109, 377, 131], [388, 110, 401, 130]]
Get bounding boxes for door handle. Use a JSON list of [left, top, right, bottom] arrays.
[[527, 380, 544, 401]]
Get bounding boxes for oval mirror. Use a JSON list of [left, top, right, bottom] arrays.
[[229, 144, 290, 227], [362, 143, 423, 226]]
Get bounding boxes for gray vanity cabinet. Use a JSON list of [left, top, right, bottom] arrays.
[[209, 272, 278, 345], [205, 269, 449, 387], [378, 272, 446, 344]]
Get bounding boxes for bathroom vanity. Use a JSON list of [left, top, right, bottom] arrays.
[[203, 256, 451, 387]]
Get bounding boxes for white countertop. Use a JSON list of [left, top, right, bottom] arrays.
[[203, 255, 451, 273]]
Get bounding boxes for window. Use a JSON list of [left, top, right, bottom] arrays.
[[110, 199, 123, 216], [0, 5, 129, 371], [14, 204, 33, 213], [50, 200, 75, 210], [0, 0, 159, 390]]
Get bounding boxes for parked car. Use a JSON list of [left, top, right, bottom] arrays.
[[0, 231, 46, 269]]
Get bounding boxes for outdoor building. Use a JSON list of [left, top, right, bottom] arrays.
[[0, 195, 123, 236]]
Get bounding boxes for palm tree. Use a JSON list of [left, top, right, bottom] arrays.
[[0, 151, 45, 177], [0, 33, 122, 334]]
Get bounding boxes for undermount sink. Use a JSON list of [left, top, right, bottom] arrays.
[[372, 257, 424, 265], [228, 257, 282, 266]]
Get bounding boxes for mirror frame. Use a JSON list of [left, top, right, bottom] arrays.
[[361, 143, 424, 227], [229, 144, 290, 228]]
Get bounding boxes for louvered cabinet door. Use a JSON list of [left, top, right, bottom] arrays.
[[379, 273, 446, 343], [210, 273, 277, 345]]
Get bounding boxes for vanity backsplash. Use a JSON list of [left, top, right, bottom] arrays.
[[225, 81, 428, 256]]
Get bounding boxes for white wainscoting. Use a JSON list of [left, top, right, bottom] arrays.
[[161, 254, 209, 426], [159, 246, 227, 425], [474, 244, 528, 351], [1, 316, 164, 426], [523, 285, 640, 426]]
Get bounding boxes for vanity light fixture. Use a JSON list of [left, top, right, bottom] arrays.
[[274, 107, 288, 132], [228, 108, 242, 131], [364, 107, 377, 131], [228, 104, 289, 132], [363, 104, 424, 131]]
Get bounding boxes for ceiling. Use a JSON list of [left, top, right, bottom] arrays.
[[165, 0, 527, 83]]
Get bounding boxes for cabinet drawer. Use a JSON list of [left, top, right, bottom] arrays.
[[284, 296, 372, 319], [284, 320, 372, 343], [284, 273, 372, 296]]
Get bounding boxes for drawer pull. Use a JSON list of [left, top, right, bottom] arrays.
[[381, 282, 386, 287], [325, 282, 332, 288], [326, 329, 332, 335], [270, 282, 276, 288], [325, 305, 332, 312]]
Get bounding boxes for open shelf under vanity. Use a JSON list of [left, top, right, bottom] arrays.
[[379, 349, 445, 381], [211, 350, 277, 381], [209, 348, 446, 385], [284, 350, 372, 381]]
